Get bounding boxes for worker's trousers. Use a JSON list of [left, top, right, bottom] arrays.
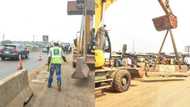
[[48, 64, 62, 87]]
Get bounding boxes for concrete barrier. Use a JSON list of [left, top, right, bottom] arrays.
[[31, 47, 41, 52], [155, 64, 188, 73], [0, 70, 33, 107]]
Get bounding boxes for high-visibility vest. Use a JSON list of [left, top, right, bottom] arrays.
[[50, 46, 63, 64]]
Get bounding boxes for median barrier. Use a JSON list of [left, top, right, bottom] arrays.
[[31, 47, 41, 52], [155, 64, 188, 73], [0, 69, 33, 107]]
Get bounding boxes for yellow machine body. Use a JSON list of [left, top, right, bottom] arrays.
[[95, 49, 105, 68]]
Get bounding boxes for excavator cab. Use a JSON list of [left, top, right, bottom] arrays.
[[95, 26, 128, 68], [94, 26, 133, 94], [95, 25, 111, 68]]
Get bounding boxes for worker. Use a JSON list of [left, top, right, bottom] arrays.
[[48, 42, 67, 91], [127, 56, 132, 67], [144, 57, 149, 77]]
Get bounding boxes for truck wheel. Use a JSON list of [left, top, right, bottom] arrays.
[[112, 70, 131, 92]]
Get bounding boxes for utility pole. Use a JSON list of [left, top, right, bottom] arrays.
[[33, 35, 35, 42], [0, 33, 1, 42], [132, 40, 135, 53], [2, 33, 5, 41], [32, 34, 36, 47]]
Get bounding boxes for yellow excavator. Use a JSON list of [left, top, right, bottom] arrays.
[[68, 0, 135, 93], [68, 0, 179, 94]]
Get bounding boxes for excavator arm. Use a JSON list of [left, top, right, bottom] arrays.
[[95, 0, 115, 32], [158, 0, 173, 15]]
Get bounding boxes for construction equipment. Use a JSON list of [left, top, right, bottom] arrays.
[[152, 0, 182, 72], [95, 26, 134, 93], [68, 0, 95, 79], [67, 0, 184, 94], [67, 0, 144, 94]]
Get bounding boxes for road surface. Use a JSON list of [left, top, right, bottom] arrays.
[[0, 52, 47, 80], [26, 54, 94, 107], [96, 77, 190, 107]]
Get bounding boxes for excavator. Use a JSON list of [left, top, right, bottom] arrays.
[[67, 0, 179, 94], [68, 0, 134, 94]]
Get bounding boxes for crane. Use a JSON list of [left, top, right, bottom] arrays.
[[153, 0, 181, 70], [67, 0, 181, 94]]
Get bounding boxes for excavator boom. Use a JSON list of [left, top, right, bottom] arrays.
[[158, 0, 173, 15]]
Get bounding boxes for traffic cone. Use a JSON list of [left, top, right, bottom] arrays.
[[16, 55, 23, 70]]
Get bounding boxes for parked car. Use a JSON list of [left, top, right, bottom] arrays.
[[1, 44, 29, 60], [0, 45, 5, 57]]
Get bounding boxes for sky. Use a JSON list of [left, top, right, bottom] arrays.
[[0, 0, 81, 42], [0, 0, 190, 53]]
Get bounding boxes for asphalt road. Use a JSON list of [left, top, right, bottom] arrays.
[[0, 52, 48, 80]]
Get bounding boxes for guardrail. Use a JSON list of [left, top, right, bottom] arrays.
[[0, 69, 33, 107]]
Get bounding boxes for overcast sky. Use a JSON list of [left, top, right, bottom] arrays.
[[0, 0, 190, 53]]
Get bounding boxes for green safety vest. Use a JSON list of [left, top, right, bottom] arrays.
[[50, 46, 63, 64]]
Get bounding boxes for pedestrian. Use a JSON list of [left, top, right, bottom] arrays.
[[48, 42, 67, 91], [127, 56, 132, 67], [144, 57, 149, 77]]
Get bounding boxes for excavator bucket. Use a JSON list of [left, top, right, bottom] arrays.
[[72, 57, 90, 79], [152, 14, 177, 31]]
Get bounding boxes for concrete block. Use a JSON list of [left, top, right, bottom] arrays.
[[0, 70, 33, 107]]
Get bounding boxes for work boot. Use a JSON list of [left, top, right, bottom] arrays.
[[58, 86, 61, 92], [57, 81, 61, 92], [48, 84, 52, 88], [48, 82, 52, 88]]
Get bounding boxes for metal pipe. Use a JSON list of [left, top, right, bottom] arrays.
[[79, 16, 85, 54], [83, 0, 87, 58], [169, 29, 181, 69], [156, 30, 169, 65], [84, 0, 93, 60]]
